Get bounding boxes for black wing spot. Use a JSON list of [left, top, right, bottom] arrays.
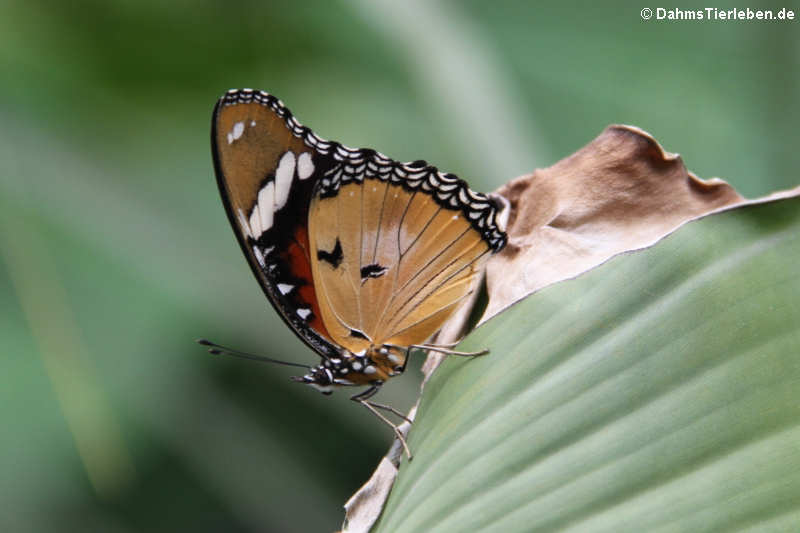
[[349, 328, 369, 340], [361, 263, 388, 281], [317, 238, 343, 268]]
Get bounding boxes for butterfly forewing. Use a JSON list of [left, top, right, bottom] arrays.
[[211, 91, 339, 359]]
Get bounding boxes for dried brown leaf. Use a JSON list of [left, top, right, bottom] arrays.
[[341, 413, 413, 533], [484, 124, 743, 320]]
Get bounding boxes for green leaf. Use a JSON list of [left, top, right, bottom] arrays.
[[376, 196, 800, 532]]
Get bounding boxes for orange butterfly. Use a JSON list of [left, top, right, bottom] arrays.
[[202, 89, 507, 458]]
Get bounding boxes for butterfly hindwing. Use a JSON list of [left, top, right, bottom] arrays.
[[308, 166, 500, 354]]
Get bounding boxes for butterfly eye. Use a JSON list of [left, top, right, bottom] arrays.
[[320, 367, 334, 384]]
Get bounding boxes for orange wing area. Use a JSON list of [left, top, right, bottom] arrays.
[[308, 180, 491, 353], [214, 101, 307, 213]]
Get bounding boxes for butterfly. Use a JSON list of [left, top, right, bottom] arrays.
[[202, 89, 507, 458]]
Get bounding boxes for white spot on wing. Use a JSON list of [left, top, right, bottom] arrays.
[[228, 121, 245, 144], [237, 208, 253, 238], [274, 151, 296, 210], [297, 308, 312, 320], [249, 208, 262, 238], [297, 152, 315, 180], [253, 246, 265, 268], [277, 283, 294, 295], [258, 182, 275, 233]]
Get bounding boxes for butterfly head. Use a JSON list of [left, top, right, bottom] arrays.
[[291, 365, 336, 395], [291, 353, 364, 395]]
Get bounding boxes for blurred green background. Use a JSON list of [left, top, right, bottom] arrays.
[[1, 1, 797, 531]]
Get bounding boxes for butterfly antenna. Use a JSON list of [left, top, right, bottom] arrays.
[[196, 339, 311, 369]]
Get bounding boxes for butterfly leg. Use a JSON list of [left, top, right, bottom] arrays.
[[351, 386, 411, 422], [364, 401, 413, 424], [410, 344, 490, 357], [351, 386, 413, 460]]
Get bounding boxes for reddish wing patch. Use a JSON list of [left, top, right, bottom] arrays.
[[283, 225, 331, 339]]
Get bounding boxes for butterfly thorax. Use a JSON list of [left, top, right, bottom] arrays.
[[292, 344, 407, 394]]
